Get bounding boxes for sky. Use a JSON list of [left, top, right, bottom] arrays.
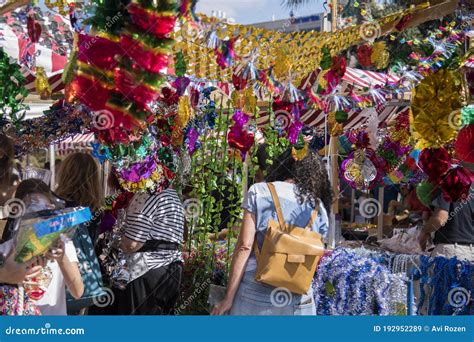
[[195, 0, 326, 24]]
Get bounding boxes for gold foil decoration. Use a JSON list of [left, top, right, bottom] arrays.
[[371, 41, 390, 69], [177, 95, 194, 129], [35, 67, 52, 100], [411, 69, 462, 147]]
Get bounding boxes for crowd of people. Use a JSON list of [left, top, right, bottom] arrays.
[[0, 132, 472, 316]]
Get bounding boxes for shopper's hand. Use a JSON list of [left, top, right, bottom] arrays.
[[211, 297, 233, 315], [418, 230, 431, 251], [46, 238, 65, 262], [0, 253, 42, 285]]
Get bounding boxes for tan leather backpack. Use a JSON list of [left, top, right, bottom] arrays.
[[253, 183, 325, 295]]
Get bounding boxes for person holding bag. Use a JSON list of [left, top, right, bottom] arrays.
[[55, 152, 105, 314], [212, 147, 331, 315]]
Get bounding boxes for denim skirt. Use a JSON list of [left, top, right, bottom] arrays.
[[229, 269, 316, 315]]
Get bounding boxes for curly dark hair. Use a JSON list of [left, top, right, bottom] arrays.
[[265, 147, 333, 212]]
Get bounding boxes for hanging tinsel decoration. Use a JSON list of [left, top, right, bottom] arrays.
[[35, 67, 53, 100], [411, 69, 462, 147], [0, 48, 28, 125]]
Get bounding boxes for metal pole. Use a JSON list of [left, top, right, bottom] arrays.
[[377, 186, 384, 240], [49, 144, 55, 190], [350, 188, 355, 222], [331, 0, 338, 31]]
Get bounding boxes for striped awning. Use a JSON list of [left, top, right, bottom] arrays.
[[55, 133, 95, 156], [0, 8, 71, 94], [256, 104, 407, 131]]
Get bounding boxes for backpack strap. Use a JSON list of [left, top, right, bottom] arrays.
[[305, 205, 320, 231], [267, 183, 285, 228]]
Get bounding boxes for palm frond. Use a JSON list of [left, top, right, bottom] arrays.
[[281, 0, 317, 9]]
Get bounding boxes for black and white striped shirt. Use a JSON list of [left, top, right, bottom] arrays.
[[124, 189, 185, 271]]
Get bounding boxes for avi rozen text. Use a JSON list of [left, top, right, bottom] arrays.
[[373, 325, 466, 333]]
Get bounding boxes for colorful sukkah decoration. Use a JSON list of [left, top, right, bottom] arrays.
[[416, 180, 436, 207], [418, 147, 473, 202], [455, 124, 474, 164], [227, 111, 254, 159], [72, 0, 194, 193], [0, 47, 29, 126], [411, 69, 463, 148], [5, 100, 92, 155]]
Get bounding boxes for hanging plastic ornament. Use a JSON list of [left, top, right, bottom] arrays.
[[440, 166, 473, 202], [320, 46, 332, 70], [411, 69, 462, 147], [44, 0, 70, 16], [357, 44, 372, 67], [273, 49, 291, 81], [416, 181, 436, 207], [455, 124, 474, 164], [176, 95, 193, 129], [370, 41, 390, 69], [174, 51, 187, 77], [418, 147, 451, 183], [35, 67, 52, 100], [335, 110, 348, 123], [27, 13, 42, 43]]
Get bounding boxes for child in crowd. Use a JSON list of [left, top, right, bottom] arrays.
[[3, 179, 84, 315]]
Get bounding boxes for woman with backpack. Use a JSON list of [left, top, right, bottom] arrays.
[[212, 147, 332, 315]]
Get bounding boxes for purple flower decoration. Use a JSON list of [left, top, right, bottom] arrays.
[[119, 155, 157, 182], [288, 120, 303, 144], [186, 127, 200, 155], [232, 110, 250, 128]]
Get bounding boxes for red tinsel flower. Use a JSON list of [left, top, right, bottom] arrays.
[[121, 35, 170, 74], [160, 87, 180, 106], [455, 124, 474, 164], [440, 166, 473, 202], [232, 73, 248, 91], [357, 44, 373, 67], [77, 34, 122, 70], [418, 147, 452, 183], [128, 3, 176, 38]]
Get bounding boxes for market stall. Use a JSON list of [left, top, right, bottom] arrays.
[[0, 0, 472, 317]]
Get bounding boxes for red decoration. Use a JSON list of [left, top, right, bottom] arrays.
[[440, 166, 473, 202], [27, 14, 42, 43], [228, 128, 254, 155], [455, 124, 474, 164], [121, 35, 170, 73], [418, 147, 452, 182], [232, 73, 248, 91], [114, 68, 160, 110], [357, 44, 373, 67], [395, 14, 414, 31], [77, 34, 122, 70], [128, 4, 177, 38]]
